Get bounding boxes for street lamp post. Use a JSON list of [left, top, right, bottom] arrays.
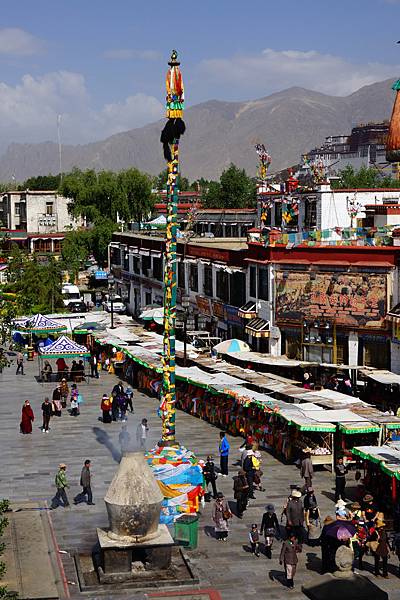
[[108, 273, 115, 330], [182, 295, 190, 367]]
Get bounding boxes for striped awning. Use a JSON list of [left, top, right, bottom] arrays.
[[238, 301, 257, 319], [245, 317, 270, 338], [387, 302, 400, 321]]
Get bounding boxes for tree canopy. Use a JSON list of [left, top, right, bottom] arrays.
[[59, 167, 156, 222], [202, 164, 256, 208], [331, 165, 400, 189]]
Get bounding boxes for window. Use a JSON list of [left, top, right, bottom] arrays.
[[216, 269, 229, 303], [178, 260, 185, 290], [133, 257, 140, 274], [258, 267, 268, 301], [110, 247, 121, 266], [15, 203, 20, 216], [189, 263, 198, 292], [304, 198, 317, 229], [230, 272, 246, 307], [142, 255, 151, 276], [249, 266, 257, 298], [153, 256, 163, 281], [123, 252, 129, 271], [46, 202, 54, 216], [203, 265, 213, 297]]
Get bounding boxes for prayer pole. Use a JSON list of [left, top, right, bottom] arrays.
[[159, 50, 186, 443]]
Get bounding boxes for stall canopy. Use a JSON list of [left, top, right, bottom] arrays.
[[213, 339, 250, 354], [352, 444, 400, 480], [16, 313, 67, 334], [39, 335, 90, 359], [245, 318, 270, 338], [361, 370, 400, 386]]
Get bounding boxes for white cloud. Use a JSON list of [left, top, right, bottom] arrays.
[[104, 49, 161, 61], [0, 70, 163, 151], [199, 48, 400, 97], [0, 28, 45, 56]]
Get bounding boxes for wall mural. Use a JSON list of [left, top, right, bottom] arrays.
[[275, 271, 387, 327]]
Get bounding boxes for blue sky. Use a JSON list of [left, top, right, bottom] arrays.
[[0, 0, 399, 149]]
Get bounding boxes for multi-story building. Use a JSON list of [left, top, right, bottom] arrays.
[[0, 190, 83, 254], [258, 183, 400, 232], [303, 122, 395, 178]]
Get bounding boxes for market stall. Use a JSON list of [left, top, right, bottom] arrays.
[[279, 407, 335, 466], [351, 444, 400, 516], [359, 369, 400, 411], [38, 335, 90, 382]]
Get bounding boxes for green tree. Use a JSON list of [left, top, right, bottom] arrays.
[[61, 229, 92, 281], [118, 169, 155, 223], [202, 164, 256, 208], [332, 165, 400, 189], [20, 174, 61, 190], [154, 169, 190, 192], [0, 498, 17, 599], [90, 219, 119, 267]]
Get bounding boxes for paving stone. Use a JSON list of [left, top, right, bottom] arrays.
[[0, 355, 398, 598]]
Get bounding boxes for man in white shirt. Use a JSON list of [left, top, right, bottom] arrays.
[[136, 418, 149, 450]]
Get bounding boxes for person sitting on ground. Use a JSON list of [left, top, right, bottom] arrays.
[[41, 360, 53, 382]]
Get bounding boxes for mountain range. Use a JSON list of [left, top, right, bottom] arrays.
[[0, 78, 396, 182]]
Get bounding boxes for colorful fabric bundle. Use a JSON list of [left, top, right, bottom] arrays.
[[146, 445, 204, 524]]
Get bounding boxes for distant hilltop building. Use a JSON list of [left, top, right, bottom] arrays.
[[303, 122, 396, 178]]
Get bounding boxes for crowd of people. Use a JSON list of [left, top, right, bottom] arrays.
[[203, 431, 400, 588], [19, 381, 82, 432]]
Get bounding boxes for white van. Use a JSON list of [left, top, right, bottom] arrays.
[[62, 284, 82, 308]]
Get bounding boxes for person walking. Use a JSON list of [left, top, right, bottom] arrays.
[[204, 455, 218, 500], [89, 354, 99, 378], [334, 457, 348, 502], [249, 524, 260, 557], [136, 418, 149, 449], [41, 397, 52, 432], [233, 468, 249, 518], [285, 489, 305, 543], [60, 378, 69, 408], [101, 393, 112, 423], [74, 459, 95, 505], [212, 492, 231, 541], [370, 520, 390, 578], [16, 351, 24, 375], [20, 400, 34, 434], [300, 449, 314, 490], [125, 387, 134, 413], [218, 431, 230, 477], [243, 449, 256, 499], [51, 464, 70, 508], [304, 488, 321, 546], [279, 533, 302, 589], [260, 504, 280, 558]]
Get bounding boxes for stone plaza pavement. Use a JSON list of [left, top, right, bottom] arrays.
[[0, 354, 397, 599]]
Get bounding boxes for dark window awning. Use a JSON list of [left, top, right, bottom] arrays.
[[387, 303, 400, 321], [245, 317, 270, 338], [238, 301, 257, 319]]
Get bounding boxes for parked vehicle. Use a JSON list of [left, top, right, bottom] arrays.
[[68, 301, 88, 313], [103, 294, 126, 314], [62, 284, 82, 308]]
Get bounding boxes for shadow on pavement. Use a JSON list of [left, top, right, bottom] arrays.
[[92, 426, 121, 463]]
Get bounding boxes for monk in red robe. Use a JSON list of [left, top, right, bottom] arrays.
[[20, 400, 34, 434]]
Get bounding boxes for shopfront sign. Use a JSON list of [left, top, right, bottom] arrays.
[[275, 270, 387, 327], [196, 295, 212, 316], [224, 304, 241, 325], [212, 300, 225, 319]]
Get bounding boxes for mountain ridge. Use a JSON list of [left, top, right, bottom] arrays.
[[0, 78, 396, 182]]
